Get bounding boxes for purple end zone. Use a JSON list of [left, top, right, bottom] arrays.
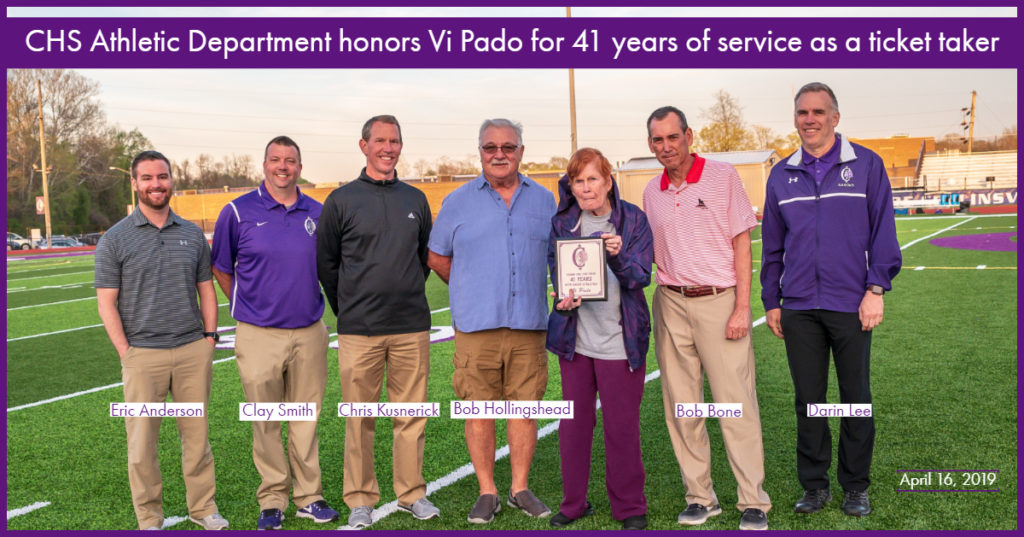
[[929, 232, 1017, 252]]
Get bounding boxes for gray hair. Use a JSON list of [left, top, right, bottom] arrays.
[[478, 118, 523, 146], [794, 82, 839, 112]]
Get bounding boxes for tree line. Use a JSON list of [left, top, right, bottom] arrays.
[[6, 69, 260, 237]]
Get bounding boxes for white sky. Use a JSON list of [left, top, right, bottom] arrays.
[[10, 6, 1018, 183]]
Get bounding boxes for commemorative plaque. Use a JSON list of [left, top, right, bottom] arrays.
[[555, 237, 608, 301]]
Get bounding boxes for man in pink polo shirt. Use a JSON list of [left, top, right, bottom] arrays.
[[642, 106, 771, 531]]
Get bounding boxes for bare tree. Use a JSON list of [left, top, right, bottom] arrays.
[[695, 89, 755, 153]]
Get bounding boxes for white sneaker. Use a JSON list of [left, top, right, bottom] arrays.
[[189, 512, 229, 530]]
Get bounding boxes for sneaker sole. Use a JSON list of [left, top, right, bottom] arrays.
[[397, 505, 440, 521], [677, 506, 723, 526], [348, 520, 372, 529], [467, 502, 501, 524], [794, 496, 832, 514], [739, 523, 769, 531], [188, 516, 229, 530], [506, 499, 551, 518], [296, 511, 339, 524]]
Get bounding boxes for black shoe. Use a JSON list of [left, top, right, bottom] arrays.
[[793, 489, 832, 513], [622, 514, 647, 530], [549, 502, 593, 527], [841, 490, 871, 516], [738, 508, 768, 530]]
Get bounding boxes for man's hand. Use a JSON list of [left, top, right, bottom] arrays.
[[766, 308, 784, 339], [116, 343, 131, 360], [859, 291, 884, 331], [726, 306, 750, 340]]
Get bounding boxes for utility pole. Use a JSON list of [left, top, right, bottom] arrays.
[[36, 79, 52, 246], [960, 90, 976, 154], [567, 6, 578, 154]]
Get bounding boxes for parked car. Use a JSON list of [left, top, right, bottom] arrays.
[[7, 232, 32, 250], [38, 235, 84, 249]]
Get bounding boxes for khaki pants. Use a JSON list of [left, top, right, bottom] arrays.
[[338, 331, 430, 507], [235, 321, 329, 510], [121, 338, 218, 530], [653, 286, 771, 512]]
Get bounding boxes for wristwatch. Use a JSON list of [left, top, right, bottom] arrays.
[[203, 331, 220, 342], [867, 285, 885, 296]]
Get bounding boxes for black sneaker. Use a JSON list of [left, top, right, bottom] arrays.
[[793, 489, 832, 513], [677, 503, 722, 525], [739, 508, 768, 530], [622, 514, 647, 530], [841, 490, 871, 516], [549, 502, 593, 527]]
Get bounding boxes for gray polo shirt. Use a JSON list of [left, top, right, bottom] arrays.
[[95, 208, 212, 349]]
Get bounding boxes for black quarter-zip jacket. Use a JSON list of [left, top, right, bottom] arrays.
[[316, 168, 433, 335]]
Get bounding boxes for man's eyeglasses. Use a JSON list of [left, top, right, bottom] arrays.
[[480, 144, 520, 155]]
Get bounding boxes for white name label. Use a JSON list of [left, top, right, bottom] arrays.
[[239, 403, 317, 421], [337, 402, 441, 418], [675, 403, 743, 418], [807, 403, 873, 417], [449, 400, 573, 419], [110, 402, 205, 417]]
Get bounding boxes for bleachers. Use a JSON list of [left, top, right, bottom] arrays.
[[918, 150, 1017, 190]]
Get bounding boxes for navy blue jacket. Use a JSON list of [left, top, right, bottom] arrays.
[[761, 135, 902, 313]]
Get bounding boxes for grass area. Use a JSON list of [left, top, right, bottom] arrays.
[[4, 213, 1017, 530]]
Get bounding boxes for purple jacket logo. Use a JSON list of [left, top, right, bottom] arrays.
[[841, 166, 854, 182]]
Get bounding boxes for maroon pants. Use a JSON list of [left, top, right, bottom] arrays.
[[557, 353, 647, 520]]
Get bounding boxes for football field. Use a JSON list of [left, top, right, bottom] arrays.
[[4, 213, 1018, 531]]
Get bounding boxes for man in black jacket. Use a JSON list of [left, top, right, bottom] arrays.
[[316, 115, 437, 528]]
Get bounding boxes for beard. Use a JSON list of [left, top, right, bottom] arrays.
[[136, 187, 171, 210]]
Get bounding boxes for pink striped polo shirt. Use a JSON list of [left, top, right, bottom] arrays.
[[642, 155, 757, 288]]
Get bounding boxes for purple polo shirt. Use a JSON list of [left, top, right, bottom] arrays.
[[802, 133, 842, 185], [211, 182, 324, 328]]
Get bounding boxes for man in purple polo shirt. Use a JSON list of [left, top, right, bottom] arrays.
[[211, 136, 337, 530], [761, 82, 901, 518]]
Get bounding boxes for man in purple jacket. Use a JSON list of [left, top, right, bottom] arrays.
[[761, 82, 901, 518]]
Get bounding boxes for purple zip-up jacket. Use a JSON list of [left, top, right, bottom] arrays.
[[546, 174, 654, 371], [761, 135, 902, 313]]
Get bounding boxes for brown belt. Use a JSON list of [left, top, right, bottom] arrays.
[[665, 285, 733, 298]]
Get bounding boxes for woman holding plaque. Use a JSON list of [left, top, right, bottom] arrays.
[[546, 147, 653, 530]]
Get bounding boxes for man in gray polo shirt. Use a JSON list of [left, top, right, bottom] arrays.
[[95, 150, 229, 531]]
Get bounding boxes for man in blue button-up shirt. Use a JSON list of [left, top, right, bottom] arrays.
[[428, 118, 556, 524]]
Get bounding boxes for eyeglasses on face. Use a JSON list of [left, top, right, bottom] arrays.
[[480, 144, 520, 155]]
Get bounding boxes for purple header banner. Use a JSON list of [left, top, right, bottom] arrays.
[[3, 17, 1017, 68]]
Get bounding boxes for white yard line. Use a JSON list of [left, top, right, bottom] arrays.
[[6, 303, 231, 342], [6, 270, 94, 282], [899, 216, 978, 251], [6, 501, 50, 519], [7, 296, 97, 311]]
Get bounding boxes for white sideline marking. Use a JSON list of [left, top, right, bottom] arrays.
[[6, 323, 104, 342], [977, 265, 987, 270], [7, 296, 96, 311], [899, 216, 977, 251], [6, 501, 50, 519], [6, 303, 231, 342], [915, 266, 926, 271], [894, 214, 1006, 221], [6, 270, 94, 281]]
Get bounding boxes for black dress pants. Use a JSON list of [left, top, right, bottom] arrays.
[[781, 308, 874, 492]]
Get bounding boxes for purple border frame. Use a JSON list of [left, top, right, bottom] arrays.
[[2, 0, 1021, 534]]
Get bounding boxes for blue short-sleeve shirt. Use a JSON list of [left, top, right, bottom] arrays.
[[428, 173, 556, 333]]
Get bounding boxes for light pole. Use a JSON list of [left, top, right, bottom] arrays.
[[109, 166, 135, 213]]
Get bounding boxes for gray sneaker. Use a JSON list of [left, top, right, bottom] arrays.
[[507, 489, 551, 518], [398, 497, 440, 520], [677, 503, 722, 525], [189, 513, 230, 530], [347, 506, 374, 529], [467, 494, 501, 524]]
